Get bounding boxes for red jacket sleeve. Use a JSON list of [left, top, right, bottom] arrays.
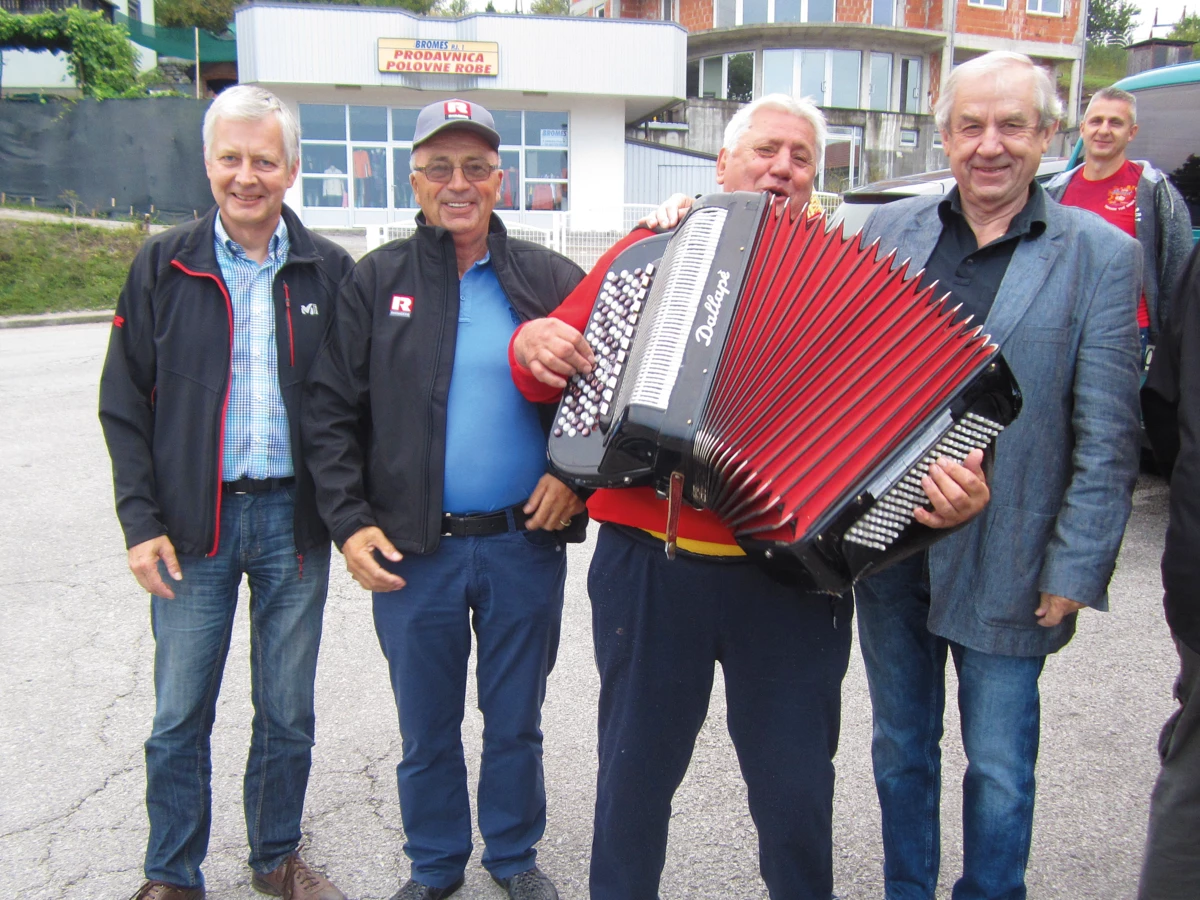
[[509, 227, 658, 403]]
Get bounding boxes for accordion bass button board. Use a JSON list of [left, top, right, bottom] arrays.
[[548, 191, 1023, 593]]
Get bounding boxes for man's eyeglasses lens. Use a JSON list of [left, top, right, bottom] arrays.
[[416, 162, 498, 183]]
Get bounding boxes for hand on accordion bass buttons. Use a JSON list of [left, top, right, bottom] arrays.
[[914, 448, 991, 530], [514, 317, 596, 389]]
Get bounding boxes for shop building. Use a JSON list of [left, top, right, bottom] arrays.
[[236, 2, 689, 233]]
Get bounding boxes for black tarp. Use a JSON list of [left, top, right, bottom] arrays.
[[0, 98, 215, 223]]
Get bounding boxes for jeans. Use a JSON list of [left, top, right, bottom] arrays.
[[372, 527, 567, 888], [143, 487, 330, 888], [588, 525, 853, 900], [855, 553, 1044, 900], [1138, 636, 1200, 900]]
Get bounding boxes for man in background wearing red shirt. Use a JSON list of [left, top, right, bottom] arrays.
[[1046, 86, 1193, 368], [508, 94, 990, 900]]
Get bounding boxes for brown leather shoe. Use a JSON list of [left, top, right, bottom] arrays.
[[129, 882, 205, 900], [251, 853, 346, 900]]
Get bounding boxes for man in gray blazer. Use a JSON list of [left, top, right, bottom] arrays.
[[855, 51, 1143, 899]]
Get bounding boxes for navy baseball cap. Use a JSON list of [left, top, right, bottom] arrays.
[[412, 99, 501, 150]]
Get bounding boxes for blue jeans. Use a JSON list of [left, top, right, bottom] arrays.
[[143, 488, 330, 888], [588, 525, 853, 900], [372, 527, 567, 888], [855, 553, 1044, 900]]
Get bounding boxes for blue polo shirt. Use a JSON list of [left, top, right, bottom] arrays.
[[442, 253, 548, 514]]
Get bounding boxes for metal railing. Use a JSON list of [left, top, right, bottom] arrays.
[[0, 0, 114, 17]]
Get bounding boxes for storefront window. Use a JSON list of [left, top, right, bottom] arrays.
[[301, 141, 348, 209], [350, 106, 387, 142], [369, 108, 569, 213], [299, 104, 346, 141]]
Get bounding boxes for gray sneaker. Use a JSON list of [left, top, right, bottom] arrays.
[[491, 867, 559, 900]]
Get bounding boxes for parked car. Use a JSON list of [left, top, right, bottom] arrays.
[[829, 158, 1069, 237]]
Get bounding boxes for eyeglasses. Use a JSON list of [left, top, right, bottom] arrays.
[[412, 161, 500, 183]]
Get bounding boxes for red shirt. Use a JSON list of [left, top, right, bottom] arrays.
[[1061, 160, 1148, 327], [508, 228, 742, 553]]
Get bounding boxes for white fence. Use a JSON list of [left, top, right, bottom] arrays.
[[365, 197, 843, 268]]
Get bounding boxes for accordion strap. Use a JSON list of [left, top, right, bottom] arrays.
[[664, 470, 685, 560]]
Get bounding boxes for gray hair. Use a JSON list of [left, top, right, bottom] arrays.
[[203, 85, 301, 170], [934, 51, 1063, 133], [1086, 86, 1138, 125], [723, 93, 828, 172]]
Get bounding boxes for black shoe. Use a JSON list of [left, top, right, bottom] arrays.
[[388, 877, 464, 900], [490, 867, 559, 900]]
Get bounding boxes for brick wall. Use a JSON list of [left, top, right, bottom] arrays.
[[678, 0, 714, 31], [906, 0, 941, 30], [835, 0, 870, 24], [955, 0, 1078, 45]]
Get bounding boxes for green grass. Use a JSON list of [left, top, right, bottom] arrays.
[[0, 220, 147, 315], [1083, 43, 1128, 93]]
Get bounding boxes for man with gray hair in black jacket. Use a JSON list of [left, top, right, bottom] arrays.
[[303, 99, 584, 900], [100, 85, 352, 900]]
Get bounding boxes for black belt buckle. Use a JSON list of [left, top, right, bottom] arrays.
[[223, 476, 294, 495]]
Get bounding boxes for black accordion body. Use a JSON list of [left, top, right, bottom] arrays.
[[548, 191, 1022, 593]]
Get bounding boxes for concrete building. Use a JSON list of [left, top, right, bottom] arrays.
[[580, 0, 1086, 186], [0, 0, 157, 97]]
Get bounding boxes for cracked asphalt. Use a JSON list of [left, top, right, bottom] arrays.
[[0, 322, 1180, 899]]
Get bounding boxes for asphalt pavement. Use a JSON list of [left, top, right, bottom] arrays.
[[0, 322, 1180, 899]]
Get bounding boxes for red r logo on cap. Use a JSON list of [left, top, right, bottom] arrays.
[[444, 100, 471, 119]]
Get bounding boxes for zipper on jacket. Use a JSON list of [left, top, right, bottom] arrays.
[[284, 282, 296, 367], [170, 259, 233, 558]]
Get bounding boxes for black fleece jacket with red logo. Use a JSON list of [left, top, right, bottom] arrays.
[[99, 204, 354, 557]]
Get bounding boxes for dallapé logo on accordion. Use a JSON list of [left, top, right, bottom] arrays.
[[695, 269, 732, 347]]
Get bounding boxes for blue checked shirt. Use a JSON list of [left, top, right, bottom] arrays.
[[213, 215, 294, 481]]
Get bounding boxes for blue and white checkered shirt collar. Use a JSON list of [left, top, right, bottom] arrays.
[[213, 214, 290, 265]]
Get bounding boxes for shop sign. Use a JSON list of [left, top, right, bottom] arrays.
[[378, 38, 500, 76]]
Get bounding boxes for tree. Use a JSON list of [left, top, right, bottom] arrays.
[[530, 0, 571, 13], [1087, 0, 1139, 45], [485, 0, 497, 9], [439, 0, 472, 15], [155, 0, 236, 32], [0, 8, 141, 98], [1167, 11, 1200, 44]]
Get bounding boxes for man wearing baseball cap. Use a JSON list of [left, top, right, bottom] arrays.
[[303, 99, 586, 900]]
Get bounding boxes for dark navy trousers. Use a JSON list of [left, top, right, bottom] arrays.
[[373, 528, 567, 888], [587, 524, 853, 900]]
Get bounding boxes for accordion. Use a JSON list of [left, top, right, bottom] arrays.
[[548, 191, 1022, 593]]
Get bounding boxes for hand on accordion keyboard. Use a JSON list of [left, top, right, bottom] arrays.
[[913, 448, 991, 530], [523, 473, 586, 531], [513, 318, 595, 389]]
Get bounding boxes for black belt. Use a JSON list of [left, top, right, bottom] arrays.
[[222, 477, 295, 495], [442, 504, 531, 537]]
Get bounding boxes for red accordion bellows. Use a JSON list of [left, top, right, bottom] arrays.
[[694, 197, 994, 541]]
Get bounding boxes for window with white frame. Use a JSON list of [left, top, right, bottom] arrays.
[[1026, 0, 1061, 13], [899, 56, 922, 113], [871, 0, 895, 26], [967, 0, 1005, 8], [299, 105, 570, 213], [899, 128, 918, 147], [686, 53, 753, 101], [763, 48, 861, 108], [868, 52, 892, 110], [738, 0, 834, 25]]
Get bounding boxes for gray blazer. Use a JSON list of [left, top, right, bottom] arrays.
[[860, 192, 1143, 656]]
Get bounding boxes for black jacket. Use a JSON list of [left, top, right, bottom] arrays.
[[99, 204, 355, 557], [1143, 242, 1200, 655], [303, 214, 585, 552]]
